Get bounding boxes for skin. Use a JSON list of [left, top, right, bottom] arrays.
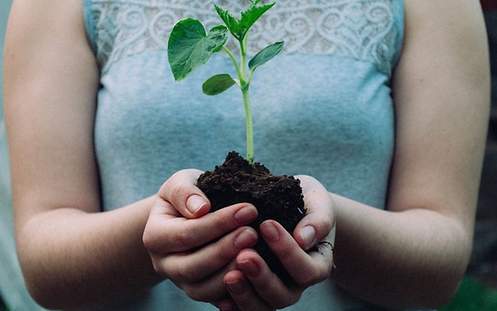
[[3, 0, 489, 310], [222, 1, 490, 309], [330, 1, 490, 308], [142, 171, 334, 310]]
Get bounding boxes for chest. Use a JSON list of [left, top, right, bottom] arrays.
[[89, 0, 401, 209]]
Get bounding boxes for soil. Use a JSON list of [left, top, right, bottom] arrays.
[[197, 151, 306, 283]]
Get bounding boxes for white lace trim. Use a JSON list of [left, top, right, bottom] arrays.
[[87, 0, 401, 75]]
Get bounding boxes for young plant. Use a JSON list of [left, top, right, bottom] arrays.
[[167, 0, 284, 164]]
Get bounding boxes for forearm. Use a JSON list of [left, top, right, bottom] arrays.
[[331, 193, 471, 309], [16, 195, 161, 309]]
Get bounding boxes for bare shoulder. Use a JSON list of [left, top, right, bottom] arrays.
[[404, 0, 485, 27], [5, 0, 94, 70], [7, 0, 85, 26], [401, 0, 488, 81]]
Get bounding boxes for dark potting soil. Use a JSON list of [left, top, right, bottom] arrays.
[[197, 151, 306, 283]]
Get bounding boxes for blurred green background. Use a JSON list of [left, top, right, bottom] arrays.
[[0, 1, 496, 310]]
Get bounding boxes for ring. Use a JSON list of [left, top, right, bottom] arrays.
[[317, 241, 334, 251], [315, 241, 334, 256], [317, 241, 336, 270]]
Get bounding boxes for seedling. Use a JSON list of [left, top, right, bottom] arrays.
[[167, 1, 305, 283], [167, 0, 284, 164]]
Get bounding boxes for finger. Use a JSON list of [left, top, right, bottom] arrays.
[[149, 196, 181, 217], [261, 220, 332, 287], [158, 227, 257, 282], [310, 236, 335, 269], [143, 201, 258, 253], [159, 169, 211, 218], [143, 198, 181, 254], [294, 175, 335, 250], [224, 270, 273, 311], [179, 261, 237, 303], [236, 249, 302, 309]]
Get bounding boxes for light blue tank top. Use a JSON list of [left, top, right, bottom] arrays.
[[83, 0, 404, 309]]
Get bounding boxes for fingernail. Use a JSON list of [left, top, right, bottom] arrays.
[[234, 229, 257, 249], [233, 205, 257, 225], [261, 221, 280, 242], [186, 195, 207, 214], [240, 259, 259, 277], [301, 225, 316, 249], [227, 280, 246, 295]]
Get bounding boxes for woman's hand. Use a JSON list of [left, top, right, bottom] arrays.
[[142, 169, 259, 304], [222, 175, 336, 310]]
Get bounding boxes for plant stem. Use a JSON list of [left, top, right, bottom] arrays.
[[223, 36, 254, 163], [248, 69, 255, 84], [240, 36, 248, 78], [222, 46, 242, 81], [238, 35, 254, 163], [242, 87, 254, 163]]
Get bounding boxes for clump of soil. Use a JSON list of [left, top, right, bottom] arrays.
[[197, 151, 306, 282]]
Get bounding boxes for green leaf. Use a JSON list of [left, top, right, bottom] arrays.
[[210, 25, 230, 52], [202, 74, 236, 95], [214, 5, 242, 40], [239, 2, 275, 39], [215, 2, 275, 41], [167, 18, 228, 80], [248, 41, 284, 71]]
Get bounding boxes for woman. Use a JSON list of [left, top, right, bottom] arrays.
[[3, 0, 490, 310]]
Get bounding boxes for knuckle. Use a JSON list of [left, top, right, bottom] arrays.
[[151, 259, 161, 275], [161, 171, 194, 201], [276, 242, 295, 260], [142, 229, 153, 249], [174, 229, 195, 249], [159, 174, 177, 197], [211, 211, 234, 235], [315, 261, 332, 282], [208, 232, 241, 267], [320, 217, 333, 233], [218, 240, 236, 262], [158, 182, 168, 198], [164, 260, 185, 281], [142, 227, 159, 252], [297, 267, 320, 287], [297, 274, 314, 288], [169, 182, 189, 200], [175, 263, 196, 283], [150, 257, 169, 278], [183, 285, 207, 302], [311, 266, 328, 284], [322, 262, 333, 280], [171, 169, 190, 181], [300, 265, 329, 287]]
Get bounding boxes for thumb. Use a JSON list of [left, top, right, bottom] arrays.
[[159, 169, 211, 219], [293, 176, 335, 250]]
